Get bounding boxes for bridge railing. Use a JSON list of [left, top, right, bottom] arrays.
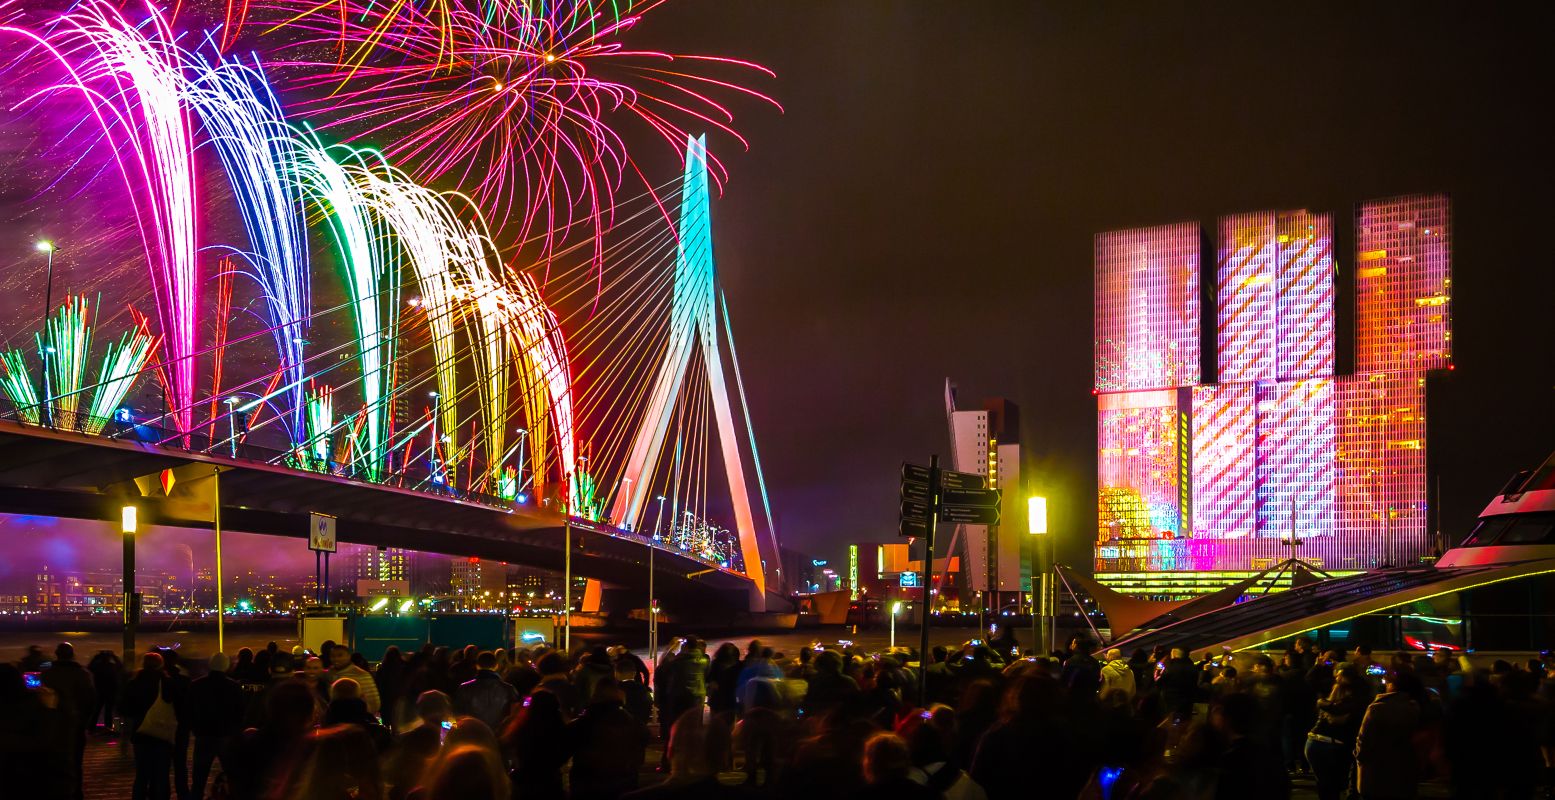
[[0, 408, 740, 572]]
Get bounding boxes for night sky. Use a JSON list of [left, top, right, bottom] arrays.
[[629, 1, 1555, 567], [2, 2, 1554, 579]]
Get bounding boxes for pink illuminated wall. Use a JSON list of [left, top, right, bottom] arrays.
[[1191, 384, 1257, 540]]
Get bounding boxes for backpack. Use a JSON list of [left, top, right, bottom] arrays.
[[137, 680, 178, 742]]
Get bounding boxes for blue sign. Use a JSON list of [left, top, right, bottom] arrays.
[[898, 571, 920, 588]]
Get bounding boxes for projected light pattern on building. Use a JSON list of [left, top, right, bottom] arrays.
[[1356, 196, 1452, 373], [1256, 378, 1335, 539], [1095, 194, 1451, 583], [1274, 211, 1335, 380], [1098, 389, 1185, 541], [1191, 384, 1257, 540], [1094, 224, 1201, 392]]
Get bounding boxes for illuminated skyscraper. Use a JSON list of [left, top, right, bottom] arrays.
[[1094, 195, 1451, 593]]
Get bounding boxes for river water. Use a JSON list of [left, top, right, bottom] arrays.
[[0, 622, 997, 665]]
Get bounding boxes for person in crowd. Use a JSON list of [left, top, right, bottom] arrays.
[[42, 642, 96, 800], [225, 680, 319, 800], [574, 646, 616, 709], [534, 650, 580, 716], [899, 706, 985, 800], [189, 651, 246, 800], [1305, 671, 1369, 800], [971, 671, 1090, 800], [1061, 636, 1102, 697], [86, 649, 123, 733], [567, 681, 652, 800], [615, 659, 654, 725], [156, 648, 195, 800], [502, 687, 569, 800], [288, 723, 384, 800], [121, 651, 182, 800], [706, 642, 743, 716], [415, 743, 509, 800], [0, 662, 71, 799], [859, 731, 939, 800], [382, 690, 450, 799], [1097, 648, 1136, 703], [454, 651, 519, 731], [325, 678, 393, 751], [1355, 669, 1423, 800], [328, 645, 381, 716], [300, 656, 330, 707], [626, 710, 734, 800], [803, 650, 859, 718], [1212, 692, 1291, 800], [375, 646, 409, 730]]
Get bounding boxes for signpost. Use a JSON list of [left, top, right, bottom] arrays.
[[309, 513, 337, 604], [901, 457, 1002, 702]]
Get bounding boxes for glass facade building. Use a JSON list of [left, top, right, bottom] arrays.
[[1094, 195, 1452, 592]]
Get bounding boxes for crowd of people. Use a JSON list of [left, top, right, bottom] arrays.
[[3, 632, 1555, 800]]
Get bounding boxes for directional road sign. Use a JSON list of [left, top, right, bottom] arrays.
[[942, 487, 1000, 508], [939, 504, 1002, 525], [900, 500, 931, 521], [901, 463, 986, 491], [899, 518, 928, 538], [900, 481, 929, 504]]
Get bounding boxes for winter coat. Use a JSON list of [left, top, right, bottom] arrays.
[[1099, 658, 1137, 701]]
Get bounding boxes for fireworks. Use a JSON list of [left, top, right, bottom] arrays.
[[5, 0, 202, 433], [184, 46, 312, 440], [268, 0, 776, 273]]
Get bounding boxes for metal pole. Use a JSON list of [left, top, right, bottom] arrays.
[[40, 246, 54, 428], [214, 469, 225, 653], [917, 455, 939, 705], [563, 518, 572, 651], [122, 511, 136, 666], [647, 542, 656, 661]]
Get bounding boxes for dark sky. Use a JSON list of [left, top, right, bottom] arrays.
[[628, 1, 1555, 567], [2, 2, 1553, 578]]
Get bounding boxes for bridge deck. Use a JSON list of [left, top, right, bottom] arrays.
[[0, 420, 754, 603]]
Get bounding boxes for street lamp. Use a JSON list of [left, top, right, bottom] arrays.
[[223, 396, 240, 457], [36, 241, 56, 426], [1028, 496, 1050, 655], [121, 505, 137, 665], [890, 601, 903, 650]]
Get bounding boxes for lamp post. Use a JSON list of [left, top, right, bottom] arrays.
[[427, 392, 440, 486], [36, 241, 55, 426], [223, 396, 239, 457], [1028, 496, 1049, 655], [649, 494, 665, 661], [121, 505, 137, 665], [890, 601, 902, 650]]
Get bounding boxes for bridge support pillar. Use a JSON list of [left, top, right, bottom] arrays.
[[581, 579, 604, 613]]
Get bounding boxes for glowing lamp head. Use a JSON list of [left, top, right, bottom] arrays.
[[121, 505, 137, 535], [544, 53, 556, 63], [397, 599, 414, 613], [1028, 496, 1048, 535], [35, 240, 54, 253], [892, 602, 903, 614], [369, 597, 389, 612]]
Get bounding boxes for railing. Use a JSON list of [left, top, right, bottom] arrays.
[[0, 407, 743, 573]]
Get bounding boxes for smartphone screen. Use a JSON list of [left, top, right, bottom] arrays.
[[23, 672, 42, 690]]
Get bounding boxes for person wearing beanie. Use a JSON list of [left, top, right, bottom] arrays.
[[189, 651, 246, 799]]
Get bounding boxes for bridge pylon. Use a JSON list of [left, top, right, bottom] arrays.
[[608, 136, 777, 610]]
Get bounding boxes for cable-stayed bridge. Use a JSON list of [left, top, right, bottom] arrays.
[[1, 137, 784, 612]]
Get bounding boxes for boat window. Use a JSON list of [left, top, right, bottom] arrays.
[[1496, 512, 1555, 545], [1461, 516, 1516, 547]]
